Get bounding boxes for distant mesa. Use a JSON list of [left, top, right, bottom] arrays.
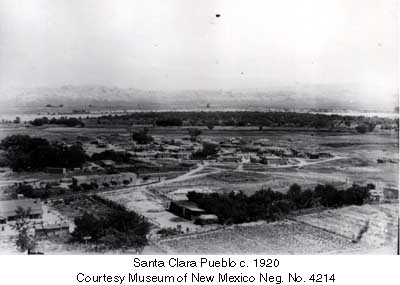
[[2, 85, 396, 112]]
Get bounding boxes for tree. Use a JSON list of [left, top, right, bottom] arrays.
[[72, 206, 151, 252], [63, 144, 87, 168], [131, 128, 154, 144], [207, 122, 215, 130], [192, 142, 219, 159], [287, 183, 302, 208], [16, 184, 34, 198], [366, 122, 376, 132], [355, 124, 368, 134], [12, 207, 37, 254], [188, 128, 202, 141], [91, 150, 132, 163], [0, 135, 88, 171], [72, 213, 103, 241]]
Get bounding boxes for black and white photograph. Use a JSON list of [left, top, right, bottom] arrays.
[[0, 0, 398, 255]]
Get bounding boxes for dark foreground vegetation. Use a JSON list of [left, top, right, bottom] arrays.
[[187, 183, 372, 224], [92, 111, 398, 132], [0, 135, 87, 171], [71, 195, 151, 252]]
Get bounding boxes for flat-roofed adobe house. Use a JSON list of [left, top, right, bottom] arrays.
[[175, 152, 191, 160], [17, 178, 41, 189], [169, 200, 205, 220], [0, 199, 43, 223], [35, 222, 70, 237], [99, 160, 116, 168], [45, 167, 67, 174], [382, 186, 398, 201], [194, 214, 219, 225]]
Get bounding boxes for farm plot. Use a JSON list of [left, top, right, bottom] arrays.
[[51, 195, 115, 220], [293, 204, 399, 250], [100, 189, 202, 232], [208, 171, 271, 184], [160, 186, 215, 200], [157, 220, 359, 254]]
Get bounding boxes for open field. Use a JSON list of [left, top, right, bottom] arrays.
[[157, 220, 362, 254]]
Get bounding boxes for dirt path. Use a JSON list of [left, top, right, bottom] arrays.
[[296, 156, 349, 169]]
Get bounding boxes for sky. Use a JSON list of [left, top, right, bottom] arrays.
[[0, 0, 398, 105]]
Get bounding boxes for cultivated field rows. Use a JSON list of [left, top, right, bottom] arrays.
[[293, 204, 398, 248], [157, 220, 361, 254]]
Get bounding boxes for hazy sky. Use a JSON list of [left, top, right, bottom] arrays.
[[0, 0, 398, 100]]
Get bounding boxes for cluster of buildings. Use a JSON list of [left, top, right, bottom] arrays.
[[0, 198, 70, 238], [369, 183, 399, 203], [0, 198, 43, 223], [214, 137, 333, 166], [126, 137, 200, 162]]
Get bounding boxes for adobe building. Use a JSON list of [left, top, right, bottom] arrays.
[[0, 199, 43, 223], [169, 200, 205, 220]]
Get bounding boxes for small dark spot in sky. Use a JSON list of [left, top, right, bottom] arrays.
[[240, 72, 244, 75], [216, 14, 221, 18]]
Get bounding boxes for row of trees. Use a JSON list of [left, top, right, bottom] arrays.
[[187, 183, 372, 224], [0, 135, 87, 171], [155, 117, 183, 126], [91, 149, 132, 163], [30, 116, 84, 127], [91, 111, 398, 131]]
